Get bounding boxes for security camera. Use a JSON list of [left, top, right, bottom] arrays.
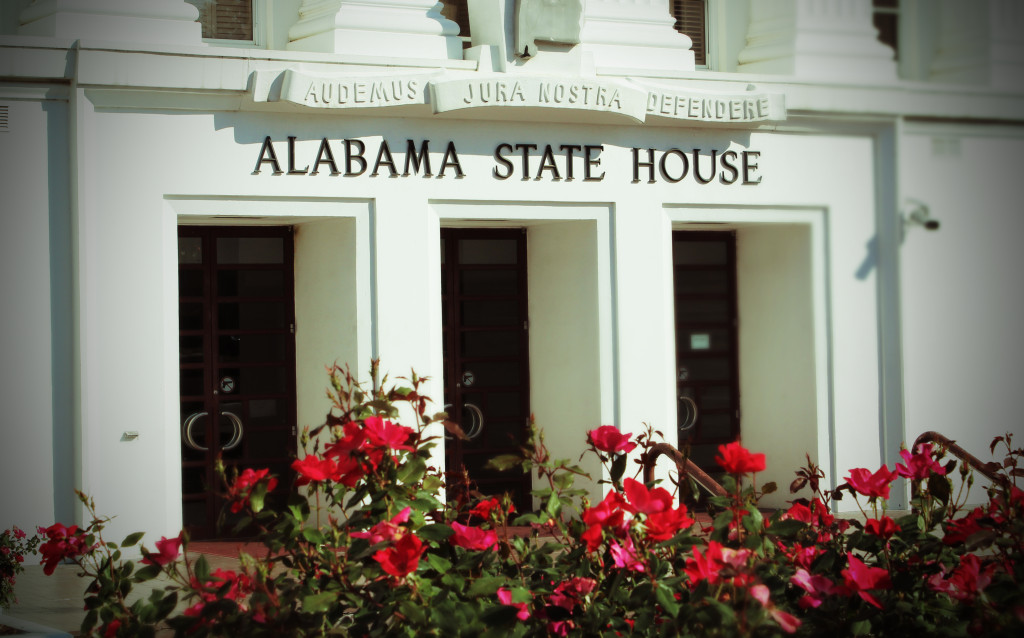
[[904, 200, 940, 232]]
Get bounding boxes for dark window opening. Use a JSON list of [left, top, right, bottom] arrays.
[[672, 0, 706, 66], [441, 0, 471, 42], [187, 0, 254, 41], [872, 0, 899, 60]]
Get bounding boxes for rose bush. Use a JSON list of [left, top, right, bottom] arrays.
[[30, 364, 1024, 636], [1, 525, 40, 609]]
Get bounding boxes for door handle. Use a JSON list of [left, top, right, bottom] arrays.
[[181, 410, 244, 451], [221, 411, 244, 451], [443, 402, 485, 440], [678, 396, 699, 432]]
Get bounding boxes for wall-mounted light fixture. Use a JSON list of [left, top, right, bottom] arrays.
[[903, 199, 940, 231]]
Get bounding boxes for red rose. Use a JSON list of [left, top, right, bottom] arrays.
[[841, 553, 891, 608], [291, 455, 339, 486], [864, 516, 899, 540], [716, 441, 766, 475], [373, 533, 425, 578], [845, 465, 898, 500], [449, 522, 498, 551], [37, 523, 92, 575], [141, 533, 183, 567], [587, 426, 637, 454]]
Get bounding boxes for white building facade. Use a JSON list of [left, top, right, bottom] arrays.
[[1, 0, 1023, 543]]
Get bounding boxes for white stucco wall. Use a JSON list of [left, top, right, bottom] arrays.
[[900, 126, 1024, 488], [0, 96, 67, 538]]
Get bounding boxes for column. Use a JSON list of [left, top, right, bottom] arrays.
[[287, 0, 462, 60], [18, 0, 203, 45], [737, 0, 897, 82], [578, 0, 695, 73], [929, 0, 1024, 90]]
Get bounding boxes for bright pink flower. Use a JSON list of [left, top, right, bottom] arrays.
[[609, 537, 645, 572], [784, 544, 822, 570], [449, 522, 498, 551], [363, 416, 415, 452], [37, 523, 92, 575], [12, 527, 26, 540], [548, 577, 597, 611], [351, 507, 411, 545], [927, 553, 993, 601], [587, 425, 637, 454], [623, 478, 673, 515], [841, 553, 891, 608], [548, 620, 572, 636], [864, 516, 899, 540], [716, 441, 766, 474], [227, 468, 277, 513], [497, 587, 531, 621], [141, 533, 183, 567], [373, 533, 425, 578], [895, 443, 947, 481], [684, 541, 751, 587], [791, 568, 845, 609], [749, 585, 801, 634], [845, 465, 899, 500]]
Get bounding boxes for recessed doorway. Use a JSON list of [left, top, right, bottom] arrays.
[[673, 231, 741, 473], [177, 226, 296, 539], [440, 228, 532, 511]]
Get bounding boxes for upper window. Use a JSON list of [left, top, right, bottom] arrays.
[[441, 0, 471, 43], [186, 0, 254, 42], [872, 0, 899, 59], [672, 0, 707, 66]]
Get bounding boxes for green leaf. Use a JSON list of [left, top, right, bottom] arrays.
[[121, 531, 145, 547], [425, 553, 452, 573], [762, 481, 777, 495], [303, 591, 338, 613], [485, 454, 523, 472], [467, 575, 506, 598], [303, 527, 326, 545], [545, 492, 561, 519], [250, 481, 268, 513], [766, 518, 806, 539], [194, 555, 210, 582], [133, 563, 162, 583], [418, 523, 455, 542], [851, 619, 872, 635], [655, 584, 680, 617], [610, 453, 628, 483], [398, 457, 427, 484]]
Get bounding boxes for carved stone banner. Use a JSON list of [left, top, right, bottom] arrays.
[[258, 69, 787, 126], [429, 76, 648, 122], [278, 69, 435, 109], [641, 84, 787, 124]]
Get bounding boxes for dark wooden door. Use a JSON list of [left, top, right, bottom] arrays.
[[672, 231, 741, 474], [177, 226, 296, 539], [441, 229, 532, 512]]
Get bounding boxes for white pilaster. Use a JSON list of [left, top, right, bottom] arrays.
[[18, 0, 203, 45], [578, 0, 694, 74], [287, 0, 462, 60], [737, 0, 897, 82], [930, 0, 1024, 90]]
